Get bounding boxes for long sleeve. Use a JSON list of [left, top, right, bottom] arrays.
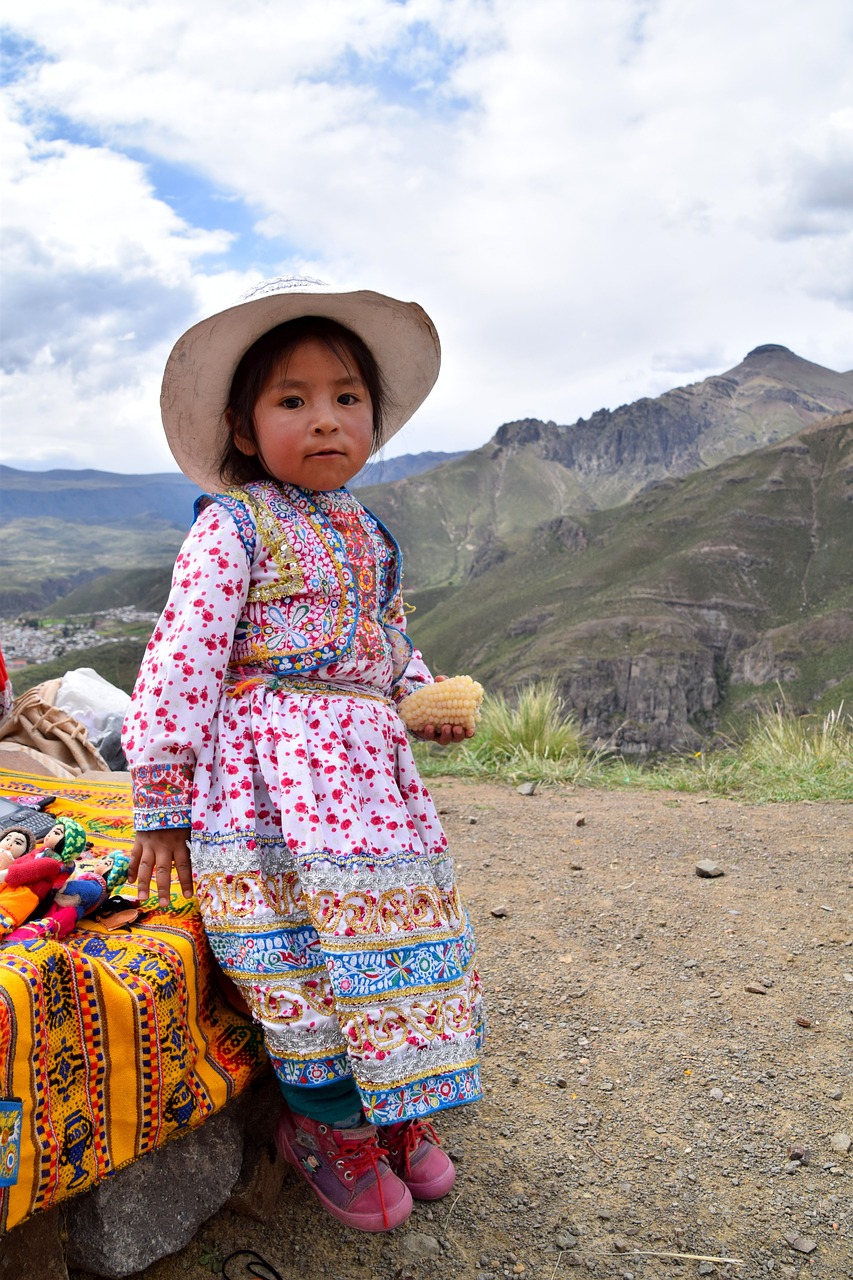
[[385, 590, 435, 704], [122, 503, 251, 830]]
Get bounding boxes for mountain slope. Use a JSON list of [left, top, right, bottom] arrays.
[[361, 346, 853, 589], [0, 466, 201, 527], [407, 411, 853, 751]]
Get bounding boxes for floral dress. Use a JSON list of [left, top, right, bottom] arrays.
[[123, 481, 483, 1123]]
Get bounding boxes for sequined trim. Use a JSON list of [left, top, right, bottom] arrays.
[[228, 485, 305, 600]]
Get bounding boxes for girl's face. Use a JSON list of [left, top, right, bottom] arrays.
[[235, 338, 374, 491]]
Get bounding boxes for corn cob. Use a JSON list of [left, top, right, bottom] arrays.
[[398, 675, 484, 734]]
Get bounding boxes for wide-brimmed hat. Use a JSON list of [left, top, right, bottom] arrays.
[[161, 276, 441, 492]]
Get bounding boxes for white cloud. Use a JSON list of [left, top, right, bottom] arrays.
[[2, 0, 851, 475]]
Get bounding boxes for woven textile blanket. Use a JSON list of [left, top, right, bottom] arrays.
[[0, 768, 267, 1234]]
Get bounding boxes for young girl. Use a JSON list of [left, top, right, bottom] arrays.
[[124, 278, 484, 1233]]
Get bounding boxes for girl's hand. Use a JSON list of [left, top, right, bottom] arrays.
[[130, 829, 193, 908], [415, 674, 475, 746], [417, 722, 474, 746]]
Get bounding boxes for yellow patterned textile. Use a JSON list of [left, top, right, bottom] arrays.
[[0, 768, 267, 1234]]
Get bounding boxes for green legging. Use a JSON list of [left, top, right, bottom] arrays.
[[280, 1078, 365, 1126]]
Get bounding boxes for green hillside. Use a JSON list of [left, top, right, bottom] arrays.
[[407, 413, 853, 750], [0, 518, 185, 613], [362, 345, 853, 589]]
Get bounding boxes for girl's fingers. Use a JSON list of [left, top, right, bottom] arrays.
[[173, 847, 194, 899]]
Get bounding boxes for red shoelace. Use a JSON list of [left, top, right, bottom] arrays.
[[381, 1118, 441, 1176], [332, 1129, 393, 1227]]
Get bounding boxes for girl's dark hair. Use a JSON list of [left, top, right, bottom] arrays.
[[218, 315, 388, 485]]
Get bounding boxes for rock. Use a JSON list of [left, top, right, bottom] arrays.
[[695, 860, 725, 878], [612, 1236, 630, 1252], [555, 1232, 578, 1249], [745, 982, 768, 994], [698, 1265, 716, 1277], [794, 1015, 812, 1027], [491, 906, 509, 918], [709, 1087, 724, 1101], [829, 1132, 851, 1154], [403, 1233, 442, 1258], [782, 1231, 817, 1254], [64, 1107, 244, 1277], [827, 1088, 844, 1100], [0, 1207, 68, 1280], [516, 781, 537, 796], [226, 1139, 287, 1222], [574, 813, 586, 827], [784, 1160, 801, 1175]]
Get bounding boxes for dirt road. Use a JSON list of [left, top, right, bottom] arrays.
[[76, 783, 852, 1280]]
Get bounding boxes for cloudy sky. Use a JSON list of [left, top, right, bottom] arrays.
[[2, 0, 852, 476]]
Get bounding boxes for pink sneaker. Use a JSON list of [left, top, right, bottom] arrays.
[[274, 1107, 412, 1232], [378, 1118, 457, 1200]]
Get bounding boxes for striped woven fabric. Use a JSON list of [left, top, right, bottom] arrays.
[[0, 768, 267, 1233]]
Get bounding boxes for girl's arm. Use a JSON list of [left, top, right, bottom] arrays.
[[386, 597, 470, 746], [123, 502, 251, 897]]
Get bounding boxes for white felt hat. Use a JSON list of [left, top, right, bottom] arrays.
[[160, 276, 441, 491]]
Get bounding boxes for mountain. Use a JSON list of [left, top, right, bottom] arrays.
[[406, 411, 853, 752], [0, 466, 202, 527], [360, 346, 853, 589], [351, 451, 468, 488]]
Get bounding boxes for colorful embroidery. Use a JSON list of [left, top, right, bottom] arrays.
[[132, 763, 194, 830], [124, 484, 482, 1128]]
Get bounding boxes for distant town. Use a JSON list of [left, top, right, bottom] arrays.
[[0, 609, 158, 671]]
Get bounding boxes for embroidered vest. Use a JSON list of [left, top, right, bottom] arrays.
[[203, 481, 412, 681]]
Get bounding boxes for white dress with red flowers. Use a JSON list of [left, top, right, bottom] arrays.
[[123, 482, 483, 1123]]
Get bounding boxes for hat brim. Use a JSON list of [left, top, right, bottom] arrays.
[[160, 287, 441, 492]]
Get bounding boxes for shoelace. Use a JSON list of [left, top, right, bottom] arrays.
[[382, 1117, 441, 1176], [333, 1129, 393, 1228]]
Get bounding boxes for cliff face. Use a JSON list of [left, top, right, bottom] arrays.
[[408, 412, 853, 752], [364, 346, 853, 589]]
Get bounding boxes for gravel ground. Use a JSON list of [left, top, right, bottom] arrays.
[[78, 782, 852, 1280]]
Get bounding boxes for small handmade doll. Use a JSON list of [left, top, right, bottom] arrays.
[[0, 817, 85, 938], [7, 851, 132, 942], [0, 826, 36, 868]]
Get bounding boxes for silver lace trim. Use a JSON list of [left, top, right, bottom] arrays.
[[190, 836, 297, 875], [355, 1037, 481, 1086], [264, 1023, 347, 1057], [191, 836, 456, 894], [298, 854, 457, 896]]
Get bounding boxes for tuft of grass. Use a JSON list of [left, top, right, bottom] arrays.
[[414, 681, 609, 785], [416, 682, 853, 803], [598, 702, 853, 802]]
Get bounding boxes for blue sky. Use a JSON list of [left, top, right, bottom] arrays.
[[1, 0, 851, 474]]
